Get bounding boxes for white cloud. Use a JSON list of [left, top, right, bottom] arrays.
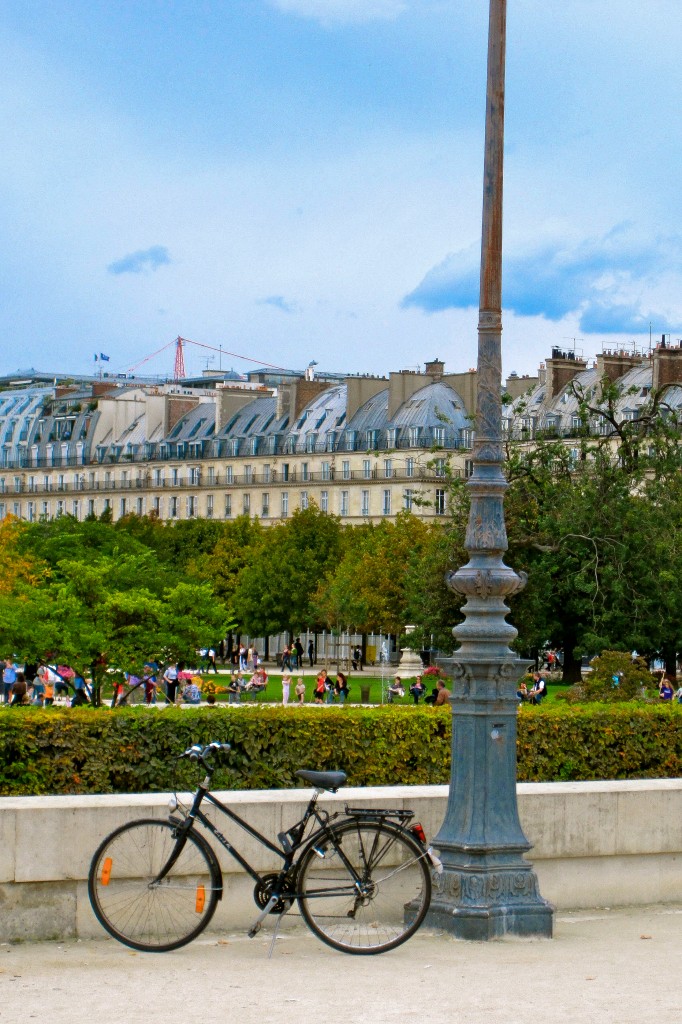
[[267, 0, 407, 26]]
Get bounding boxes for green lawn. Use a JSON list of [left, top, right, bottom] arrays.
[[101, 670, 572, 707]]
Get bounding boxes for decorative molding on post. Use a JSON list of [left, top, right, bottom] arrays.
[[424, 0, 553, 940]]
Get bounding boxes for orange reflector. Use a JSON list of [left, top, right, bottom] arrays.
[[195, 884, 205, 913], [101, 857, 112, 886]]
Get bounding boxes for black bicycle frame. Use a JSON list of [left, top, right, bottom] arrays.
[[177, 781, 330, 887]]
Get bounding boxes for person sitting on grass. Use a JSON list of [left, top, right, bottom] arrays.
[[182, 680, 201, 705], [409, 676, 425, 704], [295, 677, 306, 705], [245, 667, 268, 696], [387, 676, 404, 703], [335, 671, 349, 705]]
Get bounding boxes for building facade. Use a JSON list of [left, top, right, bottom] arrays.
[[0, 360, 483, 525]]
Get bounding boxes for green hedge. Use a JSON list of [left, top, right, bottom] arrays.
[[1, 704, 682, 796]]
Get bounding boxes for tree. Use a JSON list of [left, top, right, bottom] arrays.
[[232, 505, 343, 637], [0, 538, 232, 705], [312, 513, 438, 637]]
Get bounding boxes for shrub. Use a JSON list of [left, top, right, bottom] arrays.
[[1, 703, 681, 796]]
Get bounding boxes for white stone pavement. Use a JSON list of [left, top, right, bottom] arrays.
[[2, 905, 682, 1024]]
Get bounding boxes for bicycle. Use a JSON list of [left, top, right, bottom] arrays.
[[88, 741, 438, 955]]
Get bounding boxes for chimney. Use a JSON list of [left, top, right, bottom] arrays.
[[653, 342, 682, 390], [545, 349, 588, 400], [425, 358, 445, 379], [595, 350, 644, 383]]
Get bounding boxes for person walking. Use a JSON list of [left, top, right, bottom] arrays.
[[307, 639, 314, 668]]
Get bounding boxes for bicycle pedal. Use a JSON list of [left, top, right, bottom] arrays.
[[248, 923, 262, 938]]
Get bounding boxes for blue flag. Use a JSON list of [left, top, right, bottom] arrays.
[[100, 353, 110, 361]]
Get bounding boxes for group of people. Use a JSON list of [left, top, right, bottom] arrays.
[[1, 659, 92, 707], [386, 674, 451, 706], [281, 638, 315, 671], [516, 673, 548, 704]]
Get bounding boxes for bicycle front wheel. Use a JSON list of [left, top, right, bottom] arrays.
[[296, 819, 432, 954], [88, 818, 221, 952]]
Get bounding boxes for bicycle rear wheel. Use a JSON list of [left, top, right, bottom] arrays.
[[88, 818, 221, 952], [296, 819, 431, 954]]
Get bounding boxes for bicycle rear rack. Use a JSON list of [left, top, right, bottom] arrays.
[[344, 807, 414, 821]]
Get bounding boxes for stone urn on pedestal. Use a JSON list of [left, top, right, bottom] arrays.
[[398, 626, 425, 675]]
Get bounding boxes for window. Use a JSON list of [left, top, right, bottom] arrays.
[[435, 457, 446, 477], [207, 466, 216, 484], [321, 461, 331, 481], [28, 476, 35, 493], [187, 495, 197, 517], [189, 467, 200, 485], [226, 465, 233, 484], [0, 503, 5, 519], [230, 439, 239, 456], [243, 493, 251, 515], [120, 498, 127, 517], [87, 499, 95, 517], [261, 493, 269, 518], [406, 457, 415, 478], [435, 488, 446, 516], [464, 459, 474, 478], [361, 490, 370, 516], [433, 426, 445, 446], [72, 500, 79, 519], [244, 465, 253, 484], [282, 463, 290, 482], [386, 428, 397, 448], [305, 433, 316, 453], [342, 460, 350, 480], [300, 490, 309, 510], [171, 468, 179, 485], [27, 501, 35, 522], [404, 489, 413, 511], [366, 429, 378, 449], [57, 474, 64, 491], [382, 489, 391, 516], [281, 492, 289, 517], [320, 490, 328, 513], [325, 431, 336, 452], [250, 437, 259, 455], [383, 459, 393, 478], [301, 462, 309, 482], [409, 426, 420, 447], [224, 494, 232, 518], [263, 464, 271, 483], [340, 490, 349, 517], [103, 498, 111, 513], [363, 459, 371, 479], [345, 430, 356, 451], [170, 496, 178, 518], [56, 500, 64, 517], [206, 494, 214, 518], [153, 468, 162, 485], [42, 501, 49, 517]]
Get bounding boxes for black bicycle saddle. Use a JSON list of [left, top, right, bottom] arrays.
[[296, 769, 347, 792]]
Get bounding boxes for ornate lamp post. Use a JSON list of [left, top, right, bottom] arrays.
[[425, 0, 553, 939]]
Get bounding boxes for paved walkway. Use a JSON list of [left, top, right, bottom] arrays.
[[2, 905, 681, 1024]]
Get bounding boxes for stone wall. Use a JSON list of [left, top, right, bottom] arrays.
[[2, 779, 682, 942]]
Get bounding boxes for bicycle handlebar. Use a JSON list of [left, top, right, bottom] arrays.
[[179, 741, 231, 764]]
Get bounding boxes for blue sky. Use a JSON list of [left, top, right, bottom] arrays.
[[1, 1, 681, 380]]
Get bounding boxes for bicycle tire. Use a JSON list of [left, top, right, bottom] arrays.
[[88, 818, 221, 952], [296, 818, 431, 954]]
